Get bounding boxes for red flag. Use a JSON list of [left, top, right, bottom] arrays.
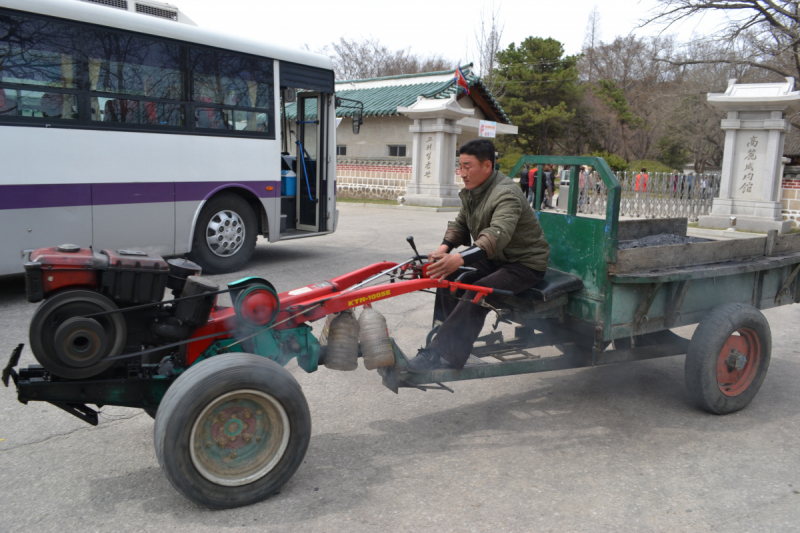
[[455, 66, 470, 95]]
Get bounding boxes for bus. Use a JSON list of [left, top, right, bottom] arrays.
[[0, 0, 340, 275]]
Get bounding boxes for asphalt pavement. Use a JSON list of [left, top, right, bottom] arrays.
[[1, 203, 799, 532]]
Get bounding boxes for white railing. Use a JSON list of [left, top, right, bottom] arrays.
[[563, 171, 721, 221]]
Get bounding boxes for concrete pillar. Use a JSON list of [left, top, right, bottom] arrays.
[[397, 96, 473, 207], [699, 78, 800, 233]]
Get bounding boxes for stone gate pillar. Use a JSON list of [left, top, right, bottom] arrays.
[[398, 96, 473, 207], [699, 78, 800, 233]]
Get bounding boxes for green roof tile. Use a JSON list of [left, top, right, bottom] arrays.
[[285, 66, 510, 124]]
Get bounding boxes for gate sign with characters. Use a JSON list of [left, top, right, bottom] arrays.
[[479, 120, 496, 138], [701, 78, 800, 233]]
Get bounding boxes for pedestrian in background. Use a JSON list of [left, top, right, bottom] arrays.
[[579, 165, 588, 211], [519, 165, 529, 198], [542, 164, 554, 209], [635, 167, 648, 193], [528, 166, 538, 206]]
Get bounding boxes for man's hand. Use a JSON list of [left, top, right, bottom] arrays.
[[426, 252, 464, 280], [427, 244, 450, 262]]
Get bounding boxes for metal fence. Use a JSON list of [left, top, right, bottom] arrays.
[[564, 170, 721, 221]]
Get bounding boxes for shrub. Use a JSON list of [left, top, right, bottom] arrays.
[[584, 150, 628, 172], [627, 159, 672, 174]]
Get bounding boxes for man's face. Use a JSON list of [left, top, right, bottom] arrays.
[[459, 154, 493, 190]]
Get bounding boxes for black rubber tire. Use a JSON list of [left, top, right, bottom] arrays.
[[154, 354, 311, 509], [188, 193, 257, 275], [29, 290, 126, 379], [685, 303, 771, 415]]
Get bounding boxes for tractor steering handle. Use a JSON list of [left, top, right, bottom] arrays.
[[455, 266, 477, 283]]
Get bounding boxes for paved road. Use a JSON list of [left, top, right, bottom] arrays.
[[1, 204, 799, 532]]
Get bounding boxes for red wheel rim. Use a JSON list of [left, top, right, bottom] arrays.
[[716, 328, 761, 397]]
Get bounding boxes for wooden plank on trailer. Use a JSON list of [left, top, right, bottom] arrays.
[[610, 237, 766, 274], [618, 218, 688, 241], [611, 253, 800, 283], [773, 233, 800, 254]]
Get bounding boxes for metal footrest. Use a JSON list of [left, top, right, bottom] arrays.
[[464, 355, 486, 367]]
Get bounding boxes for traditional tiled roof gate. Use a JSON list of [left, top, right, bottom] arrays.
[[286, 65, 510, 124]]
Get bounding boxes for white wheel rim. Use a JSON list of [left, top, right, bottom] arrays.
[[190, 389, 290, 487], [205, 209, 245, 257]]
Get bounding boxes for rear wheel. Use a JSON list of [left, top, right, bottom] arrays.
[[189, 193, 258, 274], [685, 303, 771, 414], [154, 354, 311, 509]]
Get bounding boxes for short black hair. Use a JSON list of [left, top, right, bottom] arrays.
[[459, 139, 495, 165]]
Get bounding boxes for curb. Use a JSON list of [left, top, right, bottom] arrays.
[[338, 203, 460, 213], [687, 227, 764, 240]]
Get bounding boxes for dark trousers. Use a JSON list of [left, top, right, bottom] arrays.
[[429, 259, 545, 368]]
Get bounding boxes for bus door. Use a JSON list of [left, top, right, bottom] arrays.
[[295, 92, 326, 232]]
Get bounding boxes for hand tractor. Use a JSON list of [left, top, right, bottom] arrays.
[[6, 156, 800, 509]]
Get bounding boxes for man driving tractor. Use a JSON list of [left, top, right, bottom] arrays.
[[406, 139, 551, 373]]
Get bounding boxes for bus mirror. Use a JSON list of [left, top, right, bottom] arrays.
[[352, 110, 362, 135]]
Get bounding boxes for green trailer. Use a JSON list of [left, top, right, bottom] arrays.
[[384, 155, 800, 417]]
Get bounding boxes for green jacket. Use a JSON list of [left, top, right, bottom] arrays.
[[444, 170, 550, 272]]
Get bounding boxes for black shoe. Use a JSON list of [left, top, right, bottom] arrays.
[[405, 348, 455, 373]]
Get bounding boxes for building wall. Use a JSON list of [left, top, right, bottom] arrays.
[[332, 98, 499, 200], [336, 115, 414, 158], [781, 176, 800, 228], [336, 157, 464, 200], [335, 100, 489, 159]]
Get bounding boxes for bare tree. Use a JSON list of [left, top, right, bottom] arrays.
[[583, 5, 601, 83], [575, 32, 736, 167], [323, 37, 452, 80], [642, 1, 800, 81], [471, 1, 505, 96]]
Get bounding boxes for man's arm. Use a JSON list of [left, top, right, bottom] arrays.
[[441, 205, 470, 252], [473, 191, 522, 260], [427, 204, 470, 279]]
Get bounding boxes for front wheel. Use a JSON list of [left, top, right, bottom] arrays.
[[154, 354, 311, 509], [189, 193, 258, 274], [685, 303, 771, 415]]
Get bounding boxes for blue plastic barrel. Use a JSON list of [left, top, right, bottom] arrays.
[[281, 170, 297, 196]]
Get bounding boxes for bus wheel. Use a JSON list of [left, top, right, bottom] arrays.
[[685, 303, 771, 415], [189, 193, 257, 274], [154, 354, 311, 509]]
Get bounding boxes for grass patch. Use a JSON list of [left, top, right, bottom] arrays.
[[337, 197, 398, 206]]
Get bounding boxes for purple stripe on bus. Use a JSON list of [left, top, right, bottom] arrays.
[[0, 183, 92, 210], [0, 181, 281, 210], [91, 182, 175, 205], [175, 181, 281, 202]]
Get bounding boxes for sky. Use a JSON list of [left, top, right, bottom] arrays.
[[172, 0, 728, 65]]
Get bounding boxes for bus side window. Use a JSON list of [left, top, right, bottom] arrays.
[[191, 49, 273, 133]]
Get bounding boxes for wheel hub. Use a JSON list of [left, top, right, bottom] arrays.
[[716, 328, 761, 397], [725, 349, 747, 372], [205, 210, 245, 257], [190, 390, 290, 487]]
